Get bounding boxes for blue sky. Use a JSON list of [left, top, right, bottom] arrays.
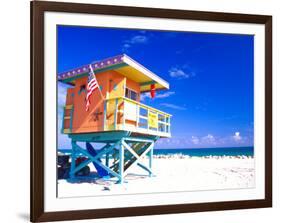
[[57, 25, 254, 149]]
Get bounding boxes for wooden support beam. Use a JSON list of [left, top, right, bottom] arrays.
[[122, 140, 140, 160], [137, 163, 152, 175], [68, 131, 131, 143], [71, 159, 93, 175], [123, 137, 155, 143], [149, 141, 154, 177], [67, 136, 156, 183], [70, 141, 77, 179], [75, 143, 121, 179], [123, 141, 154, 176], [105, 153, 109, 167], [118, 142, 124, 184]]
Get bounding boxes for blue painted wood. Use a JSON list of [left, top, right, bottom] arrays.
[[70, 141, 77, 179], [105, 153, 109, 167], [68, 131, 131, 142], [122, 140, 154, 176], [69, 142, 117, 178], [122, 140, 140, 159], [86, 143, 116, 161], [74, 143, 121, 179], [66, 130, 159, 183], [71, 158, 92, 175], [123, 137, 155, 143], [69, 106, 74, 131], [137, 163, 152, 174], [118, 142, 124, 184], [149, 142, 154, 177], [86, 142, 109, 177]]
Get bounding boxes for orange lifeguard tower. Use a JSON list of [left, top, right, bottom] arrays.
[[58, 54, 171, 183]]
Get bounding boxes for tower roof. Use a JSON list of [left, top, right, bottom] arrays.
[[58, 54, 169, 92]]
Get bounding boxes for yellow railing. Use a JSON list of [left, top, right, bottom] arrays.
[[104, 97, 171, 137]]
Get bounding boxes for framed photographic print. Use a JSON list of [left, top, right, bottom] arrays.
[[31, 1, 272, 222]]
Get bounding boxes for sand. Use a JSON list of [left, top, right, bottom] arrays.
[[58, 155, 255, 198]]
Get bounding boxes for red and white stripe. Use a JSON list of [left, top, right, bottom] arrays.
[[86, 65, 99, 111]]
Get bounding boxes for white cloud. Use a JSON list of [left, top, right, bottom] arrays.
[[233, 132, 242, 142], [155, 132, 252, 149], [169, 67, 190, 79], [201, 134, 216, 145], [155, 91, 175, 99], [129, 35, 148, 44], [169, 63, 197, 80], [122, 35, 148, 51], [190, 134, 216, 146], [140, 92, 151, 101], [58, 82, 68, 107], [160, 103, 187, 110], [140, 91, 175, 101], [191, 136, 199, 145], [123, 43, 131, 49]]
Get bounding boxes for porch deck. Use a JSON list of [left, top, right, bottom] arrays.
[[62, 97, 171, 138]]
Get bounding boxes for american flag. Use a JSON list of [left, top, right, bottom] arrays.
[[86, 64, 99, 111]]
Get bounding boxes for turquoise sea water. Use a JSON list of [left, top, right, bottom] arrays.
[[59, 146, 254, 157], [154, 147, 254, 157]]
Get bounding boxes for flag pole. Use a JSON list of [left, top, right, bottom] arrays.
[[89, 64, 105, 100]]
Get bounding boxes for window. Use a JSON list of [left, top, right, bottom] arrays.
[[125, 88, 138, 101], [131, 91, 137, 101]]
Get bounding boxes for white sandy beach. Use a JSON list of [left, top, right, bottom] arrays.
[[58, 155, 255, 198]]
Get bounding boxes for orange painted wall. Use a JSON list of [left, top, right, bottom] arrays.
[[106, 71, 126, 130], [64, 70, 129, 133], [63, 70, 143, 134], [65, 88, 74, 105]]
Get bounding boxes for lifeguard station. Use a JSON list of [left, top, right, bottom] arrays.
[[58, 54, 171, 183]]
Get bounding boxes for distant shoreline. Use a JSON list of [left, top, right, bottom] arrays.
[[153, 147, 254, 157], [58, 146, 254, 157], [153, 154, 254, 159]]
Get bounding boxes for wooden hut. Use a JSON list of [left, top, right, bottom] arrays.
[[58, 54, 171, 183]]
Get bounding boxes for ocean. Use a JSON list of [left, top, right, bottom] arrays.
[[154, 146, 254, 157], [59, 146, 254, 157]]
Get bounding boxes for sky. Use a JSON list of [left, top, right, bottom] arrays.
[[57, 25, 254, 149]]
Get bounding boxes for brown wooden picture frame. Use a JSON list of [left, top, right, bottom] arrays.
[[30, 1, 272, 222]]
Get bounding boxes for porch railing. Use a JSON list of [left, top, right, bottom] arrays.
[[104, 97, 171, 137]]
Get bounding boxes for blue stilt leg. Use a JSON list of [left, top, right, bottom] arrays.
[[70, 140, 77, 180], [149, 141, 154, 177], [118, 141, 124, 184], [105, 144, 110, 167]]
